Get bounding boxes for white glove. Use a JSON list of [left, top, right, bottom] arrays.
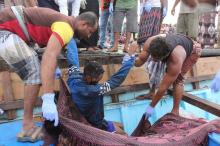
[[145, 105, 154, 119], [42, 93, 59, 126]]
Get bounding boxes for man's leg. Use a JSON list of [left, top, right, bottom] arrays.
[[109, 32, 120, 51], [109, 8, 125, 52], [124, 5, 138, 52], [98, 9, 109, 49], [23, 84, 40, 131], [108, 14, 114, 48], [171, 41, 201, 115], [124, 32, 131, 52], [172, 83, 184, 115]]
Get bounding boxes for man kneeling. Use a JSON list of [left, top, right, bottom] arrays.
[[67, 39, 136, 134]]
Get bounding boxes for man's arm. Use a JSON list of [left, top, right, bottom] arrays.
[[135, 36, 154, 67], [99, 56, 135, 95], [171, 0, 180, 15], [67, 39, 79, 68], [99, 45, 136, 95], [41, 34, 62, 93], [67, 39, 80, 75]]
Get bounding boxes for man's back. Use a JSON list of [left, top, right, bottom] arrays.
[[0, 7, 73, 46]]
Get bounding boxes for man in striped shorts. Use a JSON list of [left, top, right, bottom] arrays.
[[0, 6, 98, 142]]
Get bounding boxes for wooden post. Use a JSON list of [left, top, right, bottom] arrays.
[[1, 71, 16, 120], [191, 65, 200, 89], [107, 63, 119, 103]]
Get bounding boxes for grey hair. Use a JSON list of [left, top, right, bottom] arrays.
[[76, 11, 98, 27]]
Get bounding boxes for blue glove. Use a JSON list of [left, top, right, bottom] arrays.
[[42, 93, 59, 126], [144, 2, 152, 13], [145, 105, 154, 119], [211, 70, 220, 92], [109, 3, 113, 14], [162, 7, 167, 17], [122, 54, 135, 65], [54, 67, 61, 79]]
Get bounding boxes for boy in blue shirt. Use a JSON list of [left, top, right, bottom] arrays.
[[67, 39, 136, 134]]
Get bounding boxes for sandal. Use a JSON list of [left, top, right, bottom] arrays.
[[17, 126, 43, 143], [107, 48, 118, 52]]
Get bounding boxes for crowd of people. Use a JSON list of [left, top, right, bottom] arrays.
[[0, 0, 220, 144]]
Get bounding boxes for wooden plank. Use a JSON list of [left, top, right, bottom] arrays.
[[168, 90, 220, 117], [106, 83, 149, 95], [0, 98, 42, 111], [107, 64, 119, 103], [191, 65, 200, 89], [185, 74, 215, 83], [0, 83, 149, 111]]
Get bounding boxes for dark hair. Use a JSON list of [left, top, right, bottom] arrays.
[[148, 37, 172, 60], [84, 61, 104, 78], [77, 11, 98, 27]]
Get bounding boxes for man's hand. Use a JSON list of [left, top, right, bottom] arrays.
[[211, 70, 220, 92], [109, 3, 114, 14], [145, 105, 154, 119], [171, 8, 175, 16], [122, 43, 137, 64], [127, 42, 138, 56], [42, 93, 59, 126]]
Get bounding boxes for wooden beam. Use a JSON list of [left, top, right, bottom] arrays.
[[0, 83, 149, 111], [106, 83, 149, 95], [0, 99, 42, 111], [0, 74, 215, 111], [185, 74, 215, 83], [201, 49, 220, 57], [168, 90, 220, 117]]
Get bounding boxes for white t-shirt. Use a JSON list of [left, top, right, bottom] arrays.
[[148, 0, 161, 8]]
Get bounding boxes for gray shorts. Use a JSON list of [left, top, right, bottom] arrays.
[[0, 30, 41, 85], [113, 6, 138, 33], [176, 13, 199, 39]]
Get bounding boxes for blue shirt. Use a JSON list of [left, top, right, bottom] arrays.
[[67, 39, 135, 130]]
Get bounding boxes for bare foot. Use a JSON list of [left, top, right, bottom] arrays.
[[136, 93, 154, 100], [23, 120, 35, 131], [87, 47, 96, 52], [123, 44, 128, 53]]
